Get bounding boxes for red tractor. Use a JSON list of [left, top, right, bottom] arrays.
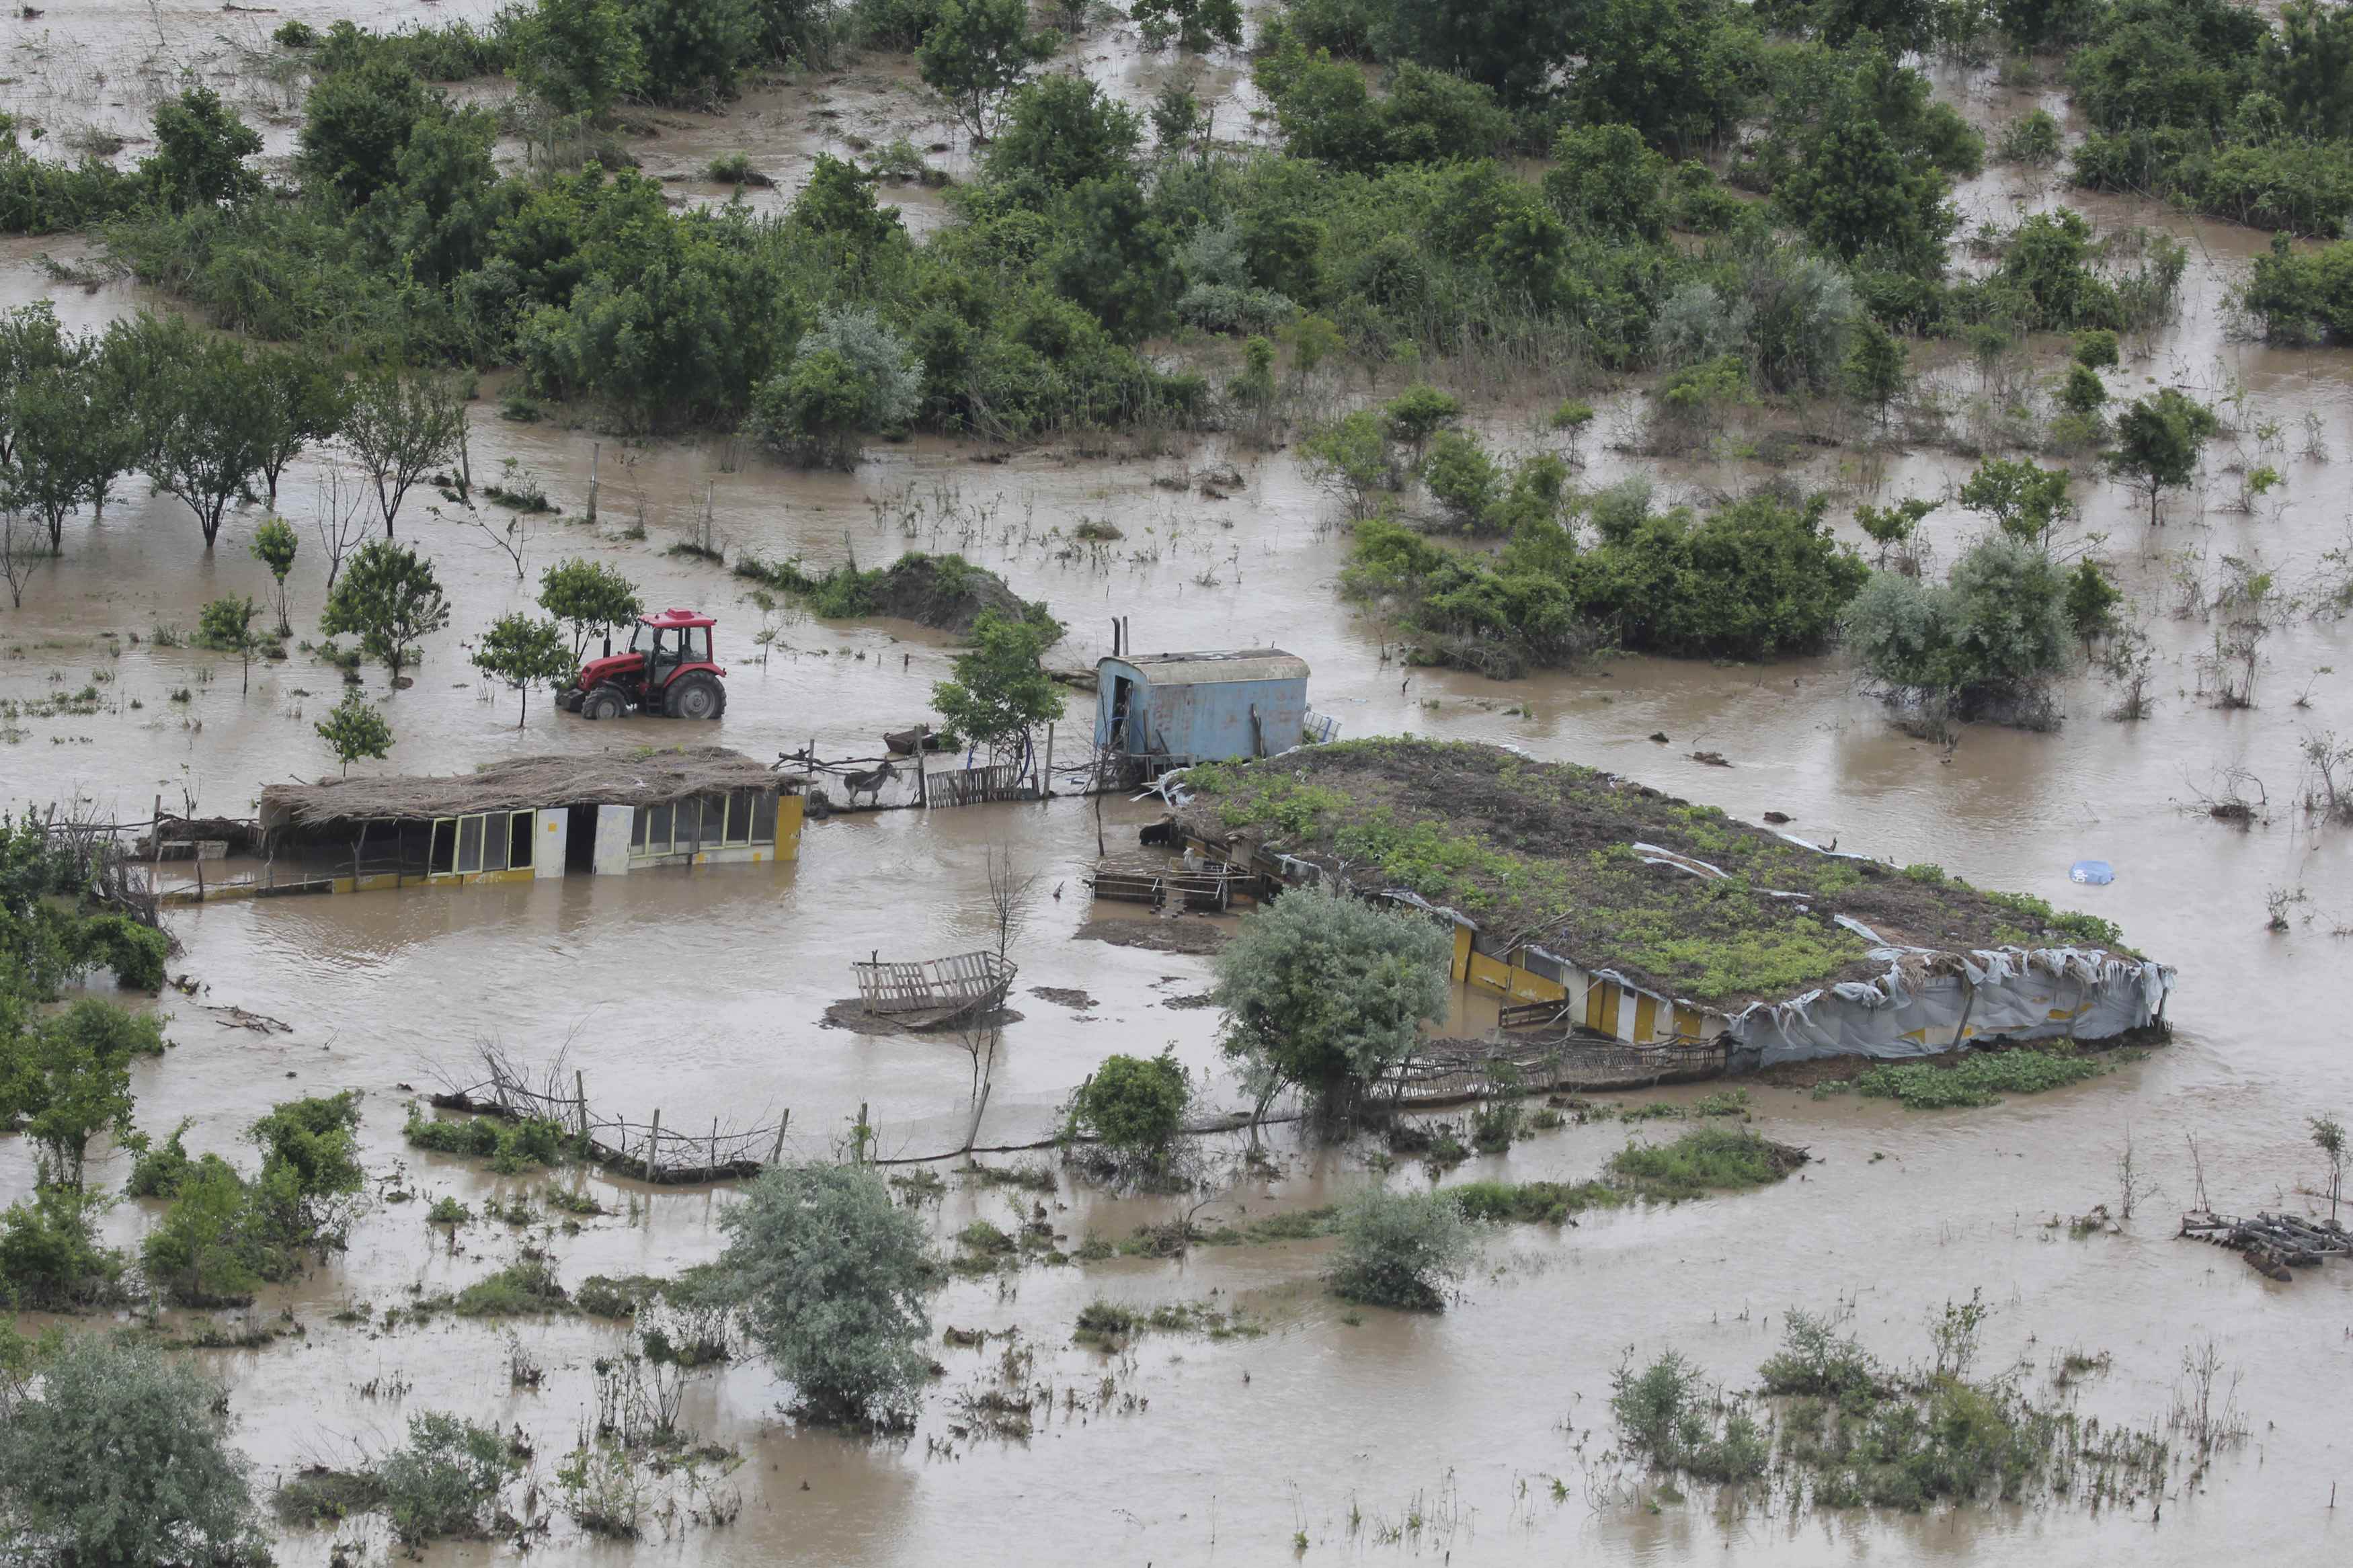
[[560, 608, 727, 720]]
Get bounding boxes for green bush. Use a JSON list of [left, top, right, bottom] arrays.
[[1853, 1050, 2106, 1109], [125, 1120, 197, 1198], [1068, 1050, 1190, 1165], [454, 1257, 570, 1315], [0, 1188, 124, 1309], [1607, 1126, 1800, 1200], [1326, 1185, 1474, 1311], [0, 1336, 263, 1562], [378, 1411, 516, 1542], [717, 1163, 932, 1426], [1447, 1178, 1622, 1223], [140, 1155, 268, 1305]]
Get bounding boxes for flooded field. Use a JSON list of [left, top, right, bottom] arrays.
[[3, 7, 2351, 1567]]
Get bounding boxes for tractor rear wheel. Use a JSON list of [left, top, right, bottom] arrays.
[[581, 684, 629, 721], [664, 672, 725, 720]]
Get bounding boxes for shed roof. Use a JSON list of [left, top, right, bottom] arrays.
[[1103, 649, 1309, 686], [261, 747, 781, 827]]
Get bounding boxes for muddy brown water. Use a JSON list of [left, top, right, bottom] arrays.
[[3, 15, 2352, 1566]]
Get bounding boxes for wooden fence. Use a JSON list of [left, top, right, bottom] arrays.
[[924, 761, 1036, 809], [1382, 1034, 1728, 1105]]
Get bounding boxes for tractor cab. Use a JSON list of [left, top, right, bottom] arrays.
[[561, 609, 727, 721]]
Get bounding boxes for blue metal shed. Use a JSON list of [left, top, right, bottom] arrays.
[[1094, 649, 1312, 764]]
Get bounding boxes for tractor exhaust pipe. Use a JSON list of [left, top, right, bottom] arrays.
[[602, 636, 611, 657]]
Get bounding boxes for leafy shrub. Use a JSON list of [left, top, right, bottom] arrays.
[[1607, 1127, 1802, 1200], [1068, 1050, 1190, 1167], [140, 1155, 267, 1305], [1757, 1309, 1885, 1405], [377, 1411, 516, 1542], [0, 1188, 124, 1309], [0, 1336, 262, 1562], [1997, 109, 2061, 165], [1326, 1186, 1474, 1311], [1841, 536, 2075, 725], [1853, 1050, 2106, 1109], [125, 1120, 197, 1198], [454, 1257, 569, 1315], [1447, 1178, 1622, 1223], [1213, 886, 1453, 1114], [717, 1163, 933, 1425]]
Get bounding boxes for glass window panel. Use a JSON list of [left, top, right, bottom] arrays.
[[483, 812, 509, 872], [456, 815, 484, 874], [646, 802, 672, 851], [699, 793, 726, 845], [674, 797, 700, 846], [631, 807, 646, 848], [750, 792, 777, 844], [510, 811, 534, 869], [725, 790, 751, 843]]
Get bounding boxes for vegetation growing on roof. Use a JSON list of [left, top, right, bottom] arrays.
[[1176, 739, 2138, 1007]]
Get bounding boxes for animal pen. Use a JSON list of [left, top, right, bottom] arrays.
[[850, 950, 1016, 1028], [247, 747, 803, 896]]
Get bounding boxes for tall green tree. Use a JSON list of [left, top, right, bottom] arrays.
[[2, 367, 114, 552], [512, 0, 647, 118], [538, 557, 643, 662], [141, 336, 272, 548], [0, 302, 78, 468], [343, 370, 465, 537], [142, 85, 263, 210], [917, 0, 1060, 140], [251, 345, 348, 509], [1210, 885, 1452, 1120], [0, 1000, 162, 1191], [250, 518, 300, 636], [1131, 0, 1244, 52], [320, 538, 450, 682], [986, 75, 1142, 194], [930, 608, 1063, 759], [2106, 388, 2219, 526], [471, 612, 573, 726]]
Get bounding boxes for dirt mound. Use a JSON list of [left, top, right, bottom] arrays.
[[822, 999, 1025, 1034], [1074, 918, 1230, 955], [865, 554, 1045, 635]]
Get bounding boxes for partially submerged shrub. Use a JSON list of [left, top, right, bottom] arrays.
[[715, 1163, 932, 1426], [0, 1335, 264, 1563], [1607, 1127, 1808, 1201], [1066, 1048, 1190, 1182], [1326, 1186, 1474, 1312], [377, 1411, 516, 1543]]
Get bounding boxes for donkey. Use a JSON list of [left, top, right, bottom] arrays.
[[841, 759, 898, 807]]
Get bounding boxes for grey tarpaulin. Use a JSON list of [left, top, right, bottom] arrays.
[[1722, 945, 2173, 1067]]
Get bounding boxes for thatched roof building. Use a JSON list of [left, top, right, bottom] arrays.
[[260, 748, 783, 828]]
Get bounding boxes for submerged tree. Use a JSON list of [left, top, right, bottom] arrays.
[[1841, 534, 2075, 727], [471, 612, 573, 727], [538, 557, 643, 664], [1328, 1185, 1476, 1311], [250, 518, 300, 636], [196, 595, 262, 694], [2107, 388, 2219, 526], [320, 539, 450, 682], [917, 0, 1060, 141], [1212, 885, 1452, 1124], [314, 690, 393, 775], [930, 608, 1063, 763], [344, 370, 465, 538], [716, 1163, 932, 1427]]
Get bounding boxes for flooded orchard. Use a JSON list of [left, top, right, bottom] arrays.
[[3, 4, 2352, 1566]]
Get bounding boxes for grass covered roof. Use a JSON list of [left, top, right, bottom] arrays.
[[1174, 739, 2131, 1010]]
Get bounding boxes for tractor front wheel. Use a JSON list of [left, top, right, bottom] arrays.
[[580, 684, 629, 721], [664, 672, 725, 720]]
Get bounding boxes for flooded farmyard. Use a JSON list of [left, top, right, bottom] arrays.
[[2, 4, 2350, 1565]]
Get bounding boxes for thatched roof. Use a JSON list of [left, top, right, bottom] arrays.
[[260, 747, 781, 827]]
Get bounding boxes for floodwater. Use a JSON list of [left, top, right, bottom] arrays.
[[3, 14, 2352, 1567]]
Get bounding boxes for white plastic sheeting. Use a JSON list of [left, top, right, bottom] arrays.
[[1724, 944, 2173, 1066]]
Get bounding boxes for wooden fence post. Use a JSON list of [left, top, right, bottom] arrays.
[[856, 1102, 869, 1165], [574, 1070, 589, 1153], [1042, 724, 1053, 799], [645, 1108, 661, 1182], [709, 1117, 718, 1179], [768, 1108, 791, 1167], [915, 731, 928, 809], [587, 442, 600, 524]]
